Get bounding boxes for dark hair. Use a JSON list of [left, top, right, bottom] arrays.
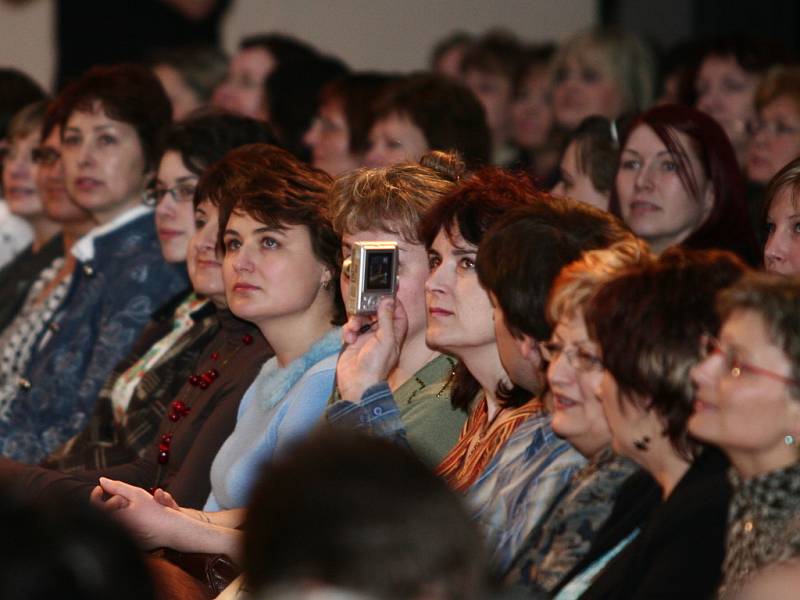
[[160, 111, 278, 206], [265, 54, 349, 161], [374, 74, 491, 170], [513, 44, 556, 96], [419, 168, 540, 410], [563, 115, 623, 196], [198, 143, 344, 324], [54, 63, 172, 172], [586, 247, 748, 459], [699, 34, 791, 76], [0, 485, 155, 600], [610, 104, 760, 265], [0, 68, 46, 140], [658, 39, 706, 106], [477, 196, 633, 343], [319, 73, 398, 155], [243, 429, 486, 599], [239, 33, 320, 65], [149, 45, 229, 103], [460, 30, 525, 80]]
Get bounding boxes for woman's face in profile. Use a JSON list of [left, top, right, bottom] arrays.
[[615, 124, 714, 253], [551, 140, 610, 211]]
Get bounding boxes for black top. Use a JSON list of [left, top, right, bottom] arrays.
[[564, 448, 731, 600], [0, 235, 63, 333]]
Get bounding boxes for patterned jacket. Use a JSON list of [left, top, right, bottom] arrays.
[[0, 211, 187, 463]]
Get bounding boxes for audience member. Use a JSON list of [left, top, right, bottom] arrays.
[[459, 31, 525, 165], [0, 64, 188, 464], [430, 31, 474, 80], [552, 115, 622, 211], [611, 104, 759, 264], [504, 241, 650, 593], [305, 73, 397, 176], [365, 74, 491, 170], [690, 273, 800, 597], [695, 35, 791, 166], [327, 152, 467, 466], [550, 28, 655, 132], [469, 198, 634, 571], [763, 156, 800, 275]]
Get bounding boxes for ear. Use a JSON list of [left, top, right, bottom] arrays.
[[700, 183, 715, 222], [517, 333, 543, 371]]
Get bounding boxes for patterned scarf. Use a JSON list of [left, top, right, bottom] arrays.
[[436, 394, 543, 493]]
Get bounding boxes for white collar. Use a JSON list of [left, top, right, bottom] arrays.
[[72, 205, 152, 262]]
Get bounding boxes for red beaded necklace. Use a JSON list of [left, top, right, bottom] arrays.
[[155, 333, 254, 466]]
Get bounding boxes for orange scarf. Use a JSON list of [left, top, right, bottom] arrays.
[[436, 394, 543, 493]]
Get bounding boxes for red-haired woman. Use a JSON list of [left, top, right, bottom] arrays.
[[611, 104, 759, 264]]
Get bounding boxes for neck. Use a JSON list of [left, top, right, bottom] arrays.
[[257, 303, 335, 367], [727, 444, 799, 480], [387, 328, 439, 391], [638, 441, 691, 500], [459, 343, 508, 420], [29, 216, 60, 251], [645, 230, 692, 255]]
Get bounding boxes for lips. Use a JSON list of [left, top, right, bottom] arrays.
[[196, 257, 221, 269], [552, 393, 580, 411], [628, 199, 662, 216], [6, 186, 36, 198], [428, 306, 453, 317], [74, 177, 102, 191], [233, 282, 260, 292], [157, 229, 184, 240]]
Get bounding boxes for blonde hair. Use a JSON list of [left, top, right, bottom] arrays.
[[755, 65, 800, 112], [551, 28, 656, 115], [328, 151, 464, 243], [547, 238, 652, 325]]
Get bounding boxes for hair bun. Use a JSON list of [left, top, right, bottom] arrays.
[[420, 150, 466, 182]]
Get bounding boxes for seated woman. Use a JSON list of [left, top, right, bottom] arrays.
[[364, 73, 492, 170], [90, 143, 344, 556], [550, 28, 655, 133], [763, 156, 800, 275], [551, 115, 621, 212], [689, 273, 800, 597], [552, 248, 747, 600], [0, 64, 189, 464], [326, 152, 468, 466], [303, 72, 396, 177], [504, 241, 650, 593], [0, 101, 62, 328], [612, 104, 760, 265], [43, 112, 277, 472]]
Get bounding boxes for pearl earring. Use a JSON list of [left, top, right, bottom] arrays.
[[785, 435, 796, 446]]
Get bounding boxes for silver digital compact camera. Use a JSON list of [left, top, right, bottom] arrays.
[[343, 241, 399, 315]]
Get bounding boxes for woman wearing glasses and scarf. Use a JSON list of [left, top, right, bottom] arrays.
[[690, 272, 800, 598]]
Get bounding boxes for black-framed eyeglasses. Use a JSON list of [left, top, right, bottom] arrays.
[[700, 333, 799, 386], [143, 184, 197, 208], [32, 147, 61, 166], [538, 340, 603, 372]]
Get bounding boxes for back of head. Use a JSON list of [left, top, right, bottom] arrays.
[[566, 115, 624, 197], [0, 68, 46, 140], [374, 74, 491, 170], [755, 64, 800, 113], [243, 430, 486, 600], [586, 247, 749, 459], [700, 34, 791, 76], [6, 100, 48, 143], [329, 150, 465, 243], [240, 33, 321, 66], [266, 54, 350, 161], [0, 484, 155, 600], [460, 29, 524, 80], [476, 195, 633, 342], [149, 44, 229, 104], [53, 63, 172, 172], [165, 110, 278, 181]]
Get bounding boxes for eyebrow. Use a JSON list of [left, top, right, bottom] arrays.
[[253, 226, 284, 235], [156, 175, 198, 186], [452, 248, 477, 256]]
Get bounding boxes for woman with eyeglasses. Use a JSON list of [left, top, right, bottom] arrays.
[[549, 248, 747, 600], [503, 240, 650, 594], [689, 273, 800, 598]]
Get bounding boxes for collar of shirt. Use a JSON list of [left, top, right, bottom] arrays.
[[72, 205, 152, 263]]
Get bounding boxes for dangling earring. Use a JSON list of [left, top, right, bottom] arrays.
[[321, 279, 332, 290], [633, 435, 651, 452], [785, 434, 796, 446]]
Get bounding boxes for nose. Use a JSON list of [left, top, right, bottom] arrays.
[[764, 227, 788, 269], [547, 348, 574, 388], [364, 144, 383, 168], [303, 120, 321, 147], [551, 180, 566, 197], [6, 153, 30, 179], [697, 88, 721, 115], [154, 191, 177, 218], [690, 352, 721, 392], [232, 242, 255, 273], [424, 260, 450, 296], [633, 161, 655, 191]]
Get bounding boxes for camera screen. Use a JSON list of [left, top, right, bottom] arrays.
[[365, 251, 394, 291]]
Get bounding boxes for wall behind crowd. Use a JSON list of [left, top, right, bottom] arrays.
[[0, 0, 595, 92]]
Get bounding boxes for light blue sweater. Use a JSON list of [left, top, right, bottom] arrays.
[[204, 329, 340, 511]]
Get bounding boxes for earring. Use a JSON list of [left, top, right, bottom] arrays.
[[633, 435, 651, 452], [785, 435, 796, 446], [321, 279, 332, 290]]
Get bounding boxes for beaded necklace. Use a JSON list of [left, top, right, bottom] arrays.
[[155, 332, 255, 466]]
